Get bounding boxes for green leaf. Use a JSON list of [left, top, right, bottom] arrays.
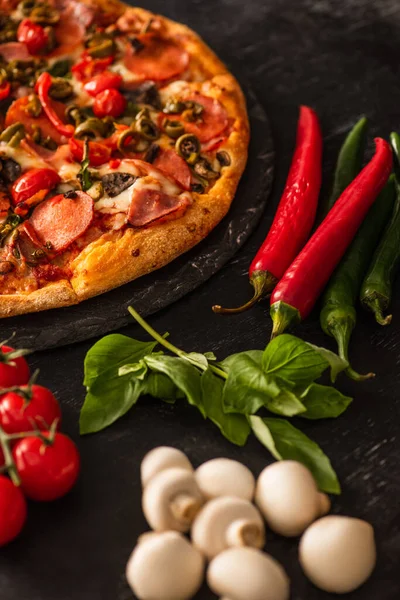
[[184, 352, 210, 370], [204, 352, 217, 361], [262, 334, 347, 385], [222, 354, 283, 415], [267, 387, 307, 417], [80, 375, 144, 434], [201, 369, 250, 445], [83, 334, 157, 389], [250, 416, 341, 494], [119, 359, 148, 380], [222, 350, 263, 371], [144, 355, 205, 416], [142, 372, 180, 403], [298, 383, 352, 419]]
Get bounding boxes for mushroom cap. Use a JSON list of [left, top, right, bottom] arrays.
[[141, 446, 193, 487], [255, 460, 320, 536], [299, 515, 376, 593], [142, 467, 204, 532], [195, 458, 255, 501], [126, 531, 205, 600], [317, 492, 331, 517], [207, 547, 290, 600], [191, 496, 265, 560]]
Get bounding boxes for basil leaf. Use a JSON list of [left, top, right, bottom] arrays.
[[80, 375, 144, 434], [262, 334, 347, 385], [78, 139, 93, 192], [222, 354, 282, 415], [201, 369, 250, 445], [267, 387, 307, 417], [298, 383, 352, 419], [204, 352, 217, 361], [84, 334, 157, 389], [142, 372, 180, 403], [222, 350, 263, 371], [144, 355, 205, 416], [250, 416, 340, 494], [184, 352, 210, 370]]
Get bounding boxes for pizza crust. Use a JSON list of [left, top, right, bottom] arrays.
[[0, 1, 250, 317]]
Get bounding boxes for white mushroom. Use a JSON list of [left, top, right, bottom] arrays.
[[299, 515, 376, 593], [255, 460, 323, 536], [191, 496, 265, 560], [207, 547, 290, 600], [317, 492, 331, 516], [126, 530, 205, 600], [195, 458, 255, 501], [142, 467, 204, 532], [141, 446, 193, 487]]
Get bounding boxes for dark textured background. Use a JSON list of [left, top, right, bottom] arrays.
[[2, 0, 400, 598]]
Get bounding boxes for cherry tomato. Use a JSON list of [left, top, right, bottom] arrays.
[[0, 476, 27, 546], [0, 81, 10, 102], [0, 345, 30, 388], [93, 88, 127, 118], [83, 71, 123, 97], [11, 168, 61, 206], [69, 138, 111, 166], [13, 433, 80, 502], [17, 19, 48, 55], [0, 384, 61, 434]]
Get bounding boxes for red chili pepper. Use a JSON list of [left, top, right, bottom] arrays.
[[0, 81, 10, 101], [213, 106, 322, 314], [35, 73, 74, 138], [270, 137, 392, 337]]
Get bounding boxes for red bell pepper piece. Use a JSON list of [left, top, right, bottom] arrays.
[[0, 81, 10, 101], [270, 137, 393, 337], [71, 55, 114, 82], [213, 106, 322, 314], [35, 73, 74, 138]]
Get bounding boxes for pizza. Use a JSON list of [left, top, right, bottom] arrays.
[[0, 0, 249, 317]]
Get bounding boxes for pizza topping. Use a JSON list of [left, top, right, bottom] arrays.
[[71, 54, 114, 82], [123, 81, 161, 110], [85, 31, 116, 59], [83, 71, 122, 97], [69, 138, 111, 167], [0, 156, 21, 183], [48, 77, 73, 101], [101, 172, 136, 197], [152, 148, 191, 191], [11, 167, 60, 206], [124, 34, 189, 82], [93, 88, 126, 119], [193, 157, 220, 181], [0, 80, 11, 101], [163, 119, 185, 140], [0, 41, 32, 62], [164, 94, 229, 143], [35, 72, 74, 138], [17, 19, 50, 55], [29, 190, 94, 252], [216, 150, 231, 167], [175, 133, 201, 165], [5, 96, 65, 145], [128, 187, 190, 228], [0, 122, 26, 147]]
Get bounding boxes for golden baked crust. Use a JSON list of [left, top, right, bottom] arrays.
[[0, 0, 249, 316]]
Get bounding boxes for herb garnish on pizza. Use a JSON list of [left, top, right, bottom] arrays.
[[0, 0, 249, 316]]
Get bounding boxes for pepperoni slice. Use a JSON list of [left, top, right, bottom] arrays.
[[166, 94, 229, 143], [152, 148, 191, 190], [5, 97, 68, 145], [0, 42, 31, 61], [49, 2, 90, 57], [128, 188, 190, 227], [124, 34, 189, 82], [30, 191, 94, 252]]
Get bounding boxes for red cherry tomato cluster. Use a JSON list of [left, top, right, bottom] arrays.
[[83, 71, 126, 118], [0, 344, 80, 547]]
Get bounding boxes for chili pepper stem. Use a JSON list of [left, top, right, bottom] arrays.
[[330, 319, 375, 381], [270, 301, 301, 339], [212, 271, 278, 315], [364, 297, 392, 326]]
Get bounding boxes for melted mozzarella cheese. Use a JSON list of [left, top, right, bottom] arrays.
[[95, 184, 133, 214], [0, 144, 48, 171]]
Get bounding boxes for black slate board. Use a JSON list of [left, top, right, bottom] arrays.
[[3, 85, 274, 350]]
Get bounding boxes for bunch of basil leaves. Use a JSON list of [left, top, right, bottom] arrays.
[[80, 307, 352, 494]]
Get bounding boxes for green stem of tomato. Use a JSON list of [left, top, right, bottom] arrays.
[[128, 306, 228, 380], [0, 425, 20, 486]]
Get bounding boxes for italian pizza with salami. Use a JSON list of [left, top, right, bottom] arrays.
[[0, 0, 249, 316]]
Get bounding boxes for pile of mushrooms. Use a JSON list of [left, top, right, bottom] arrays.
[[125, 447, 376, 599]]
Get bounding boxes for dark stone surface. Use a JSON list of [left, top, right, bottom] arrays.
[[2, 1, 400, 599], [1, 86, 273, 350]]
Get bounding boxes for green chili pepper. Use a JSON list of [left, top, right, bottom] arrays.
[[0, 122, 25, 147], [324, 117, 368, 214], [359, 132, 400, 326], [321, 176, 395, 380]]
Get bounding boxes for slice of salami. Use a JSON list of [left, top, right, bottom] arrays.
[[128, 187, 190, 227], [152, 148, 191, 190], [166, 94, 229, 143], [6, 97, 68, 145], [0, 42, 31, 62], [124, 34, 189, 82], [30, 191, 94, 252]]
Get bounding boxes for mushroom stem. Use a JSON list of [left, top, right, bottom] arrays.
[[225, 519, 265, 550], [170, 493, 202, 523]]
